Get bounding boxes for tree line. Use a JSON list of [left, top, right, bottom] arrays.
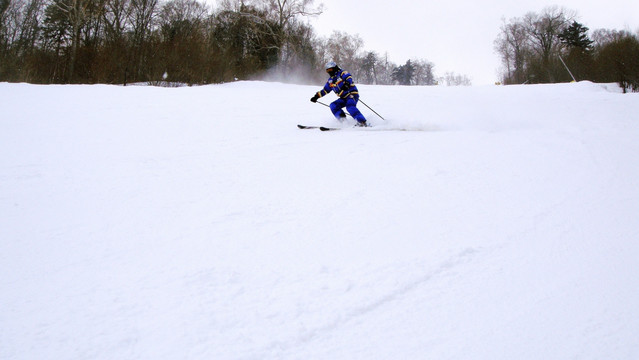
[[0, 0, 314, 84], [494, 6, 639, 92], [0, 0, 444, 85], [4, 1, 636, 88]]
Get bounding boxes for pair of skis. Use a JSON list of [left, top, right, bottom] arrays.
[[297, 124, 370, 131], [297, 124, 340, 131]]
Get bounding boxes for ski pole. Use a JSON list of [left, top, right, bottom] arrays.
[[316, 100, 331, 109], [358, 99, 386, 121], [316, 100, 353, 118]]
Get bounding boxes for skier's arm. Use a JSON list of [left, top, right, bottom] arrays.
[[311, 81, 332, 102], [335, 72, 354, 97], [319, 81, 333, 97]]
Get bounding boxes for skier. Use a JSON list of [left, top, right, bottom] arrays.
[[310, 61, 368, 127]]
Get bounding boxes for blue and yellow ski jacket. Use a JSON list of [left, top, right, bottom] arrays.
[[315, 69, 359, 99]]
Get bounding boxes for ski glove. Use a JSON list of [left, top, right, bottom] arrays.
[[310, 94, 319, 103]]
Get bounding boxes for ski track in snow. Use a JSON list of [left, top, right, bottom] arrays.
[[261, 247, 483, 356]]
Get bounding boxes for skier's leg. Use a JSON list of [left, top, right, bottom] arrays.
[[330, 99, 347, 120], [345, 96, 367, 125]]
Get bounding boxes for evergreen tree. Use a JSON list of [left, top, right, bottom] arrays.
[[392, 60, 415, 85], [360, 51, 378, 84], [558, 21, 595, 82], [559, 21, 593, 51]]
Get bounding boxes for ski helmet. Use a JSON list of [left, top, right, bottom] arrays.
[[325, 61, 338, 70], [325, 61, 340, 76]]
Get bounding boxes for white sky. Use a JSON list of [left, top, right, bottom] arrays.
[[308, 0, 639, 85]]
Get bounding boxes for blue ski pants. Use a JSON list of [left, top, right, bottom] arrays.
[[330, 95, 367, 123]]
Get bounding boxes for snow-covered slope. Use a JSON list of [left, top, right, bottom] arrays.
[[1, 81, 638, 359]]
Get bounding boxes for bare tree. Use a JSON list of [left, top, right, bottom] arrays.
[[0, 0, 19, 78], [441, 72, 472, 86], [1, 0, 21, 55], [266, 0, 321, 32], [523, 6, 574, 82], [157, 0, 208, 83], [375, 52, 396, 85], [0, 0, 18, 47], [50, 0, 93, 81], [324, 30, 363, 77], [494, 17, 529, 84], [103, 0, 131, 42], [412, 58, 436, 85], [263, 0, 322, 75], [128, 0, 158, 79]]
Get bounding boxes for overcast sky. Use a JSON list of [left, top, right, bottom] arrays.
[[309, 0, 639, 85]]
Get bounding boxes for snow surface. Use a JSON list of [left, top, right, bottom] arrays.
[[1, 80, 639, 359]]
